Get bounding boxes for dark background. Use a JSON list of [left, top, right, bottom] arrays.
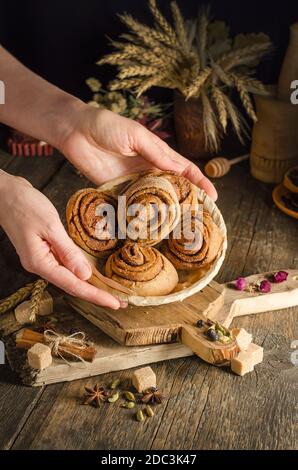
[[0, 0, 297, 103]]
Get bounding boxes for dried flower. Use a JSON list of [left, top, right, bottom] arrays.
[[87, 100, 100, 108], [272, 271, 288, 283], [235, 277, 247, 291], [259, 280, 271, 293], [86, 77, 102, 92]]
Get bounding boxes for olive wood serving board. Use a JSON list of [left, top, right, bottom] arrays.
[[68, 269, 298, 365]]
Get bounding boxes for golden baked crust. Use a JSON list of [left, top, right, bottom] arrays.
[[105, 242, 178, 296], [142, 169, 198, 206], [66, 188, 118, 258], [118, 175, 181, 246], [162, 211, 223, 271]]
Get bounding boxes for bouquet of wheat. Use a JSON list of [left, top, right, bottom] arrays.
[[97, 0, 272, 156]]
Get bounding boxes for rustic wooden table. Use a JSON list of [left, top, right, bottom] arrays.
[[0, 148, 297, 450]]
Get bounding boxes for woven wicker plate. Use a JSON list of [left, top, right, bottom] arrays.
[[93, 173, 227, 306]]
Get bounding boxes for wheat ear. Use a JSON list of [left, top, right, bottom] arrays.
[[121, 45, 168, 67], [229, 73, 269, 95], [118, 65, 161, 79], [149, 0, 179, 47], [232, 75, 257, 122], [211, 86, 228, 132], [136, 74, 167, 97], [222, 94, 246, 144], [0, 282, 35, 315], [201, 90, 220, 153], [186, 67, 212, 99], [120, 13, 178, 50], [219, 42, 271, 71], [109, 77, 144, 91], [29, 279, 48, 323], [171, 1, 189, 52]]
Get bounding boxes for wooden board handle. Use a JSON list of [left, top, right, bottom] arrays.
[[209, 269, 298, 327], [180, 325, 239, 366]]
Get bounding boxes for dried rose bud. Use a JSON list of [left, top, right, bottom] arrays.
[[272, 271, 288, 283], [235, 277, 247, 291], [259, 280, 271, 293]]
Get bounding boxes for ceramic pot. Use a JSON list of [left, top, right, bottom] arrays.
[[251, 89, 298, 183], [174, 91, 210, 160]]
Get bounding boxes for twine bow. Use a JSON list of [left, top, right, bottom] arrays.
[[43, 329, 88, 366]]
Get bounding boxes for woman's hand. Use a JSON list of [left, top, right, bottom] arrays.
[[0, 172, 124, 309], [59, 104, 217, 200]]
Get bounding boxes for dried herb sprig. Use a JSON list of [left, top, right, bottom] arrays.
[[29, 279, 48, 323], [0, 281, 35, 315]]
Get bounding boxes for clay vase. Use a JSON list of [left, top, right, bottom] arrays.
[[278, 23, 298, 101], [250, 89, 298, 183], [174, 91, 210, 159]]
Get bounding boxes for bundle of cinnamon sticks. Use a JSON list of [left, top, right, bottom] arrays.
[[16, 328, 96, 362]]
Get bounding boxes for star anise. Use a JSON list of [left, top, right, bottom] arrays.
[[141, 387, 164, 405], [36, 320, 57, 333], [84, 384, 109, 407]]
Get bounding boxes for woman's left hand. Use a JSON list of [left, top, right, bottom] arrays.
[[59, 105, 217, 200]]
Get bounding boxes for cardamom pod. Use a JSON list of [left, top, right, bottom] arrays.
[[121, 401, 135, 409], [123, 391, 136, 402], [145, 405, 154, 417], [108, 392, 119, 403], [136, 410, 145, 422], [110, 378, 120, 389], [219, 335, 231, 344], [215, 322, 228, 336]]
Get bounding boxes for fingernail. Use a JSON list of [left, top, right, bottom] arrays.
[[76, 262, 92, 280], [111, 302, 120, 310]]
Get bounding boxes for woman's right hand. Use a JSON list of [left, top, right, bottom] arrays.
[[0, 171, 123, 309]]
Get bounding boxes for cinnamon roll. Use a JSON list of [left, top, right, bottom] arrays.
[[162, 210, 223, 271], [118, 175, 181, 246], [66, 188, 118, 258], [105, 242, 178, 296], [143, 170, 198, 207]]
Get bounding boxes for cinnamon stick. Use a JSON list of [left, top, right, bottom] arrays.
[[16, 329, 96, 362]]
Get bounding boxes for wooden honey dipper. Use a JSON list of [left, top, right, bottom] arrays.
[[204, 154, 249, 178]]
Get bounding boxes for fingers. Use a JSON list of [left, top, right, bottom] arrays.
[[39, 263, 122, 309], [46, 221, 92, 280], [20, 233, 122, 309], [133, 127, 218, 201], [181, 163, 218, 201], [133, 126, 186, 174]]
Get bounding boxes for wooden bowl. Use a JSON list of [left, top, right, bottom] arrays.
[[94, 173, 227, 306], [272, 183, 298, 220], [283, 166, 298, 194]]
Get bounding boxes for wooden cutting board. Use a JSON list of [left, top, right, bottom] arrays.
[[69, 269, 298, 364], [2, 270, 297, 386]]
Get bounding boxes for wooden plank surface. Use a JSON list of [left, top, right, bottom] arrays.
[[68, 283, 223, 346], [0, 152, 297, 450]]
